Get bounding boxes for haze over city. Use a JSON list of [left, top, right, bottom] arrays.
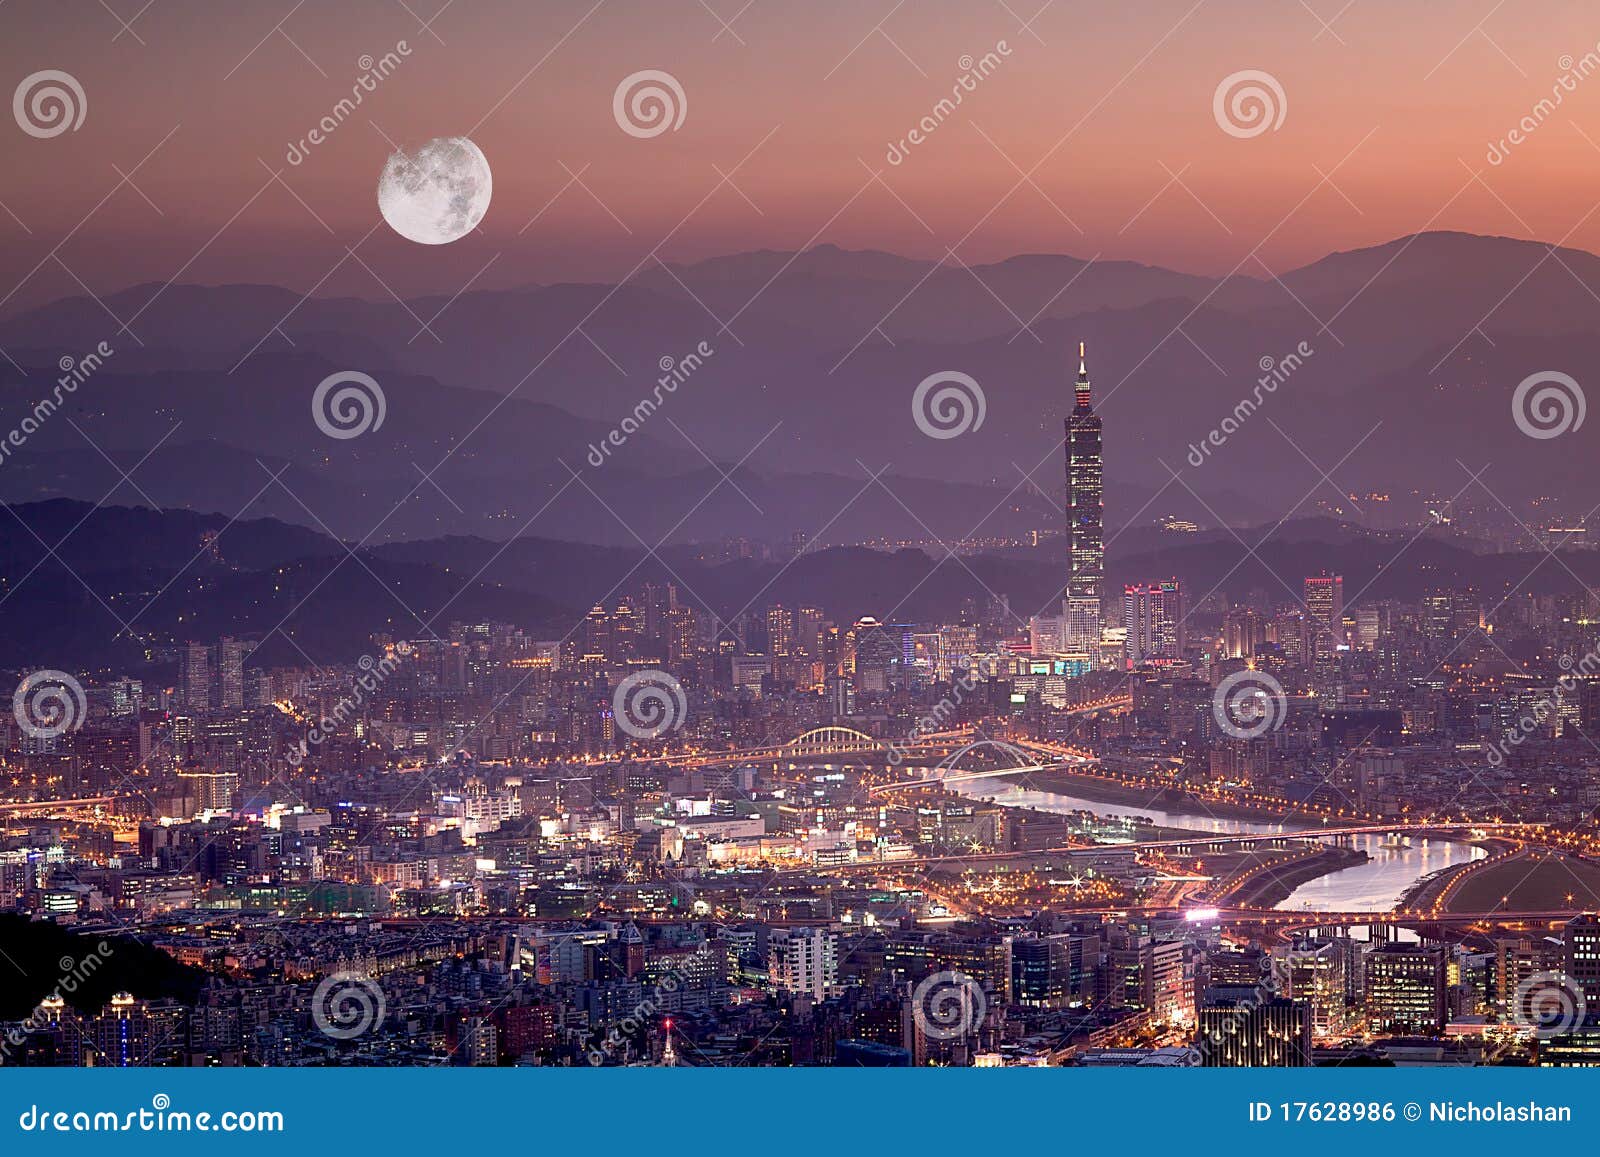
[[4, 0, 1600, 1080]]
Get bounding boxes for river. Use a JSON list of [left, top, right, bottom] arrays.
[[963, 782, 1485, 912]]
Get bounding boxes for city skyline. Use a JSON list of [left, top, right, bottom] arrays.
[[7, 0, 1600, 1080]]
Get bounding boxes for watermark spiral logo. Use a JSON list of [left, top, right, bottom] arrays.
[[1213, 669, 1287, 739], [312, 370, 386, 440], [1514, 970, 1586, 1038], [1512, 371, 1585, 440], [912, 370, 986, 440], [13, 669, 87, 740], [613, 70, 687, 138], [13, 70, 86, 138], [613, 669, 687, 739], [311, 971, 386, 1040], [1212, 69, 1286, 138], [911, 970, 987, 1040]]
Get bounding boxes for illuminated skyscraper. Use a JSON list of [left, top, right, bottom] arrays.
[[217, 636, 246, 710], [1064, 341, 1104, 653], [766, 605, 794, 657], [1303, 573, 1345, 661], [1222, 607, 1267, 660], [1365, 943, 1446, 1034], [1565, 913, 1600, 1006], [1197, 996, 1312, 1067], [769, 927, 838, 1000], [180, 641, 210, 712], [1123, 579, 1185, 663]]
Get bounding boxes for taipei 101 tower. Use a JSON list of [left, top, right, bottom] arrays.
[[1064, 341, 1105, 655]]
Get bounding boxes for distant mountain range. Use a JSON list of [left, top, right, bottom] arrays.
[[0, 230, 1595, 549], [2, 501, 1593, 671]]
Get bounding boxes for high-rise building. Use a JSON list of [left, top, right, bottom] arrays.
[[217, 637, 246, 711], [452, 1013, 498, 1066], [86, 993, 187, 1067], [1565, 914, 1600, 1006], [1222, 608, 1267, 660], [1272, 609, 1306, 664], [768, 927, 838, 1000], [1365, 943, 1446, 1034], [1011, 934, 1096, 1008], [1353, 604, 1390, 650], [1539, 1017, 1600, 1066], [1273, 940, 1350, 1036], [794, 606, 825, 657], [766, 605, 794, 657], [665, 605, 697, 670], [180, 642, 211, 712], [1422, 587, 1480, 650], [1304, 573, 1345, 661], [1123, 579, 1185, 663], [178, 769, 239, 813], [1108, 935, 1189, 1022], [638, 582, 676, 652], [1197, 996, 1312, 1066], [1064, 341, 1104, 653], [851, 617, 898, 693]]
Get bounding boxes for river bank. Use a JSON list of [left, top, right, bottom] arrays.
[[1224, 846, 1371, 909], [1017, 769, 1317, 827], [956, 772, 1484, 912], [1395, 839, 1520, 910]]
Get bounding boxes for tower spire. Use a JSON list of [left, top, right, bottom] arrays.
[[1064, 337, 1104, 660]]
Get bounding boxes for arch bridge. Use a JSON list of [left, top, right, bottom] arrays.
[[787, 726, 880, 754]]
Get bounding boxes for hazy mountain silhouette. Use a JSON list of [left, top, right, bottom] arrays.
[[0, 501, 1590, 669], [0, 231, 1594, 546]]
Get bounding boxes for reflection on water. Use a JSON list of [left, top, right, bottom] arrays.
[[1275, 834, 1483, 912], [967, 783, 1485, 913], [991, 785, 1294, 836]]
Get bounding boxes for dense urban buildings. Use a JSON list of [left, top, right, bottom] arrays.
[[4, 340, 1600, 1071]]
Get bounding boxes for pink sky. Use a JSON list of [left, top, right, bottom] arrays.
[[5, 0, 1600, 306]]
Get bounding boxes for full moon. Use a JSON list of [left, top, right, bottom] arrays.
[[377, 137, 492, 245]]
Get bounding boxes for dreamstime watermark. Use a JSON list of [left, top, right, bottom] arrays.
[[1212, 669, 1287, 740], [885, 41, 1013, 165], [1511, 370, 1585, 440], [312, 370, 387, 439], [1212, 69, 1286, 138], [0, 342, 114, 470], [293, 649, 404, 762], [911, 970, 987, 1040], [13, 669, 87, 740], [1486, 644, 1600, 766], [285, 43, 412, 165], [613, 669, 687, 739], [1487, 48, 1600, 165], [912, 370, 986, 439], [885, 663, 999, 765], [310, 971, 386, 1040], [1191, 947, 1316, 1064], [2, 942, 114, 1059], [13, 69, 86, 138], [1512, 969, 1587, 1038], [613, 69, 686, 138], [1187, 341, 1312, 466], [16, 1095, 283, 1134], [586, 965, 691, 1065], [587, 340, 714, 467]]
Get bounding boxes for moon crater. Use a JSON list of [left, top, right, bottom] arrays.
[[377, 136, 492, 245]]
